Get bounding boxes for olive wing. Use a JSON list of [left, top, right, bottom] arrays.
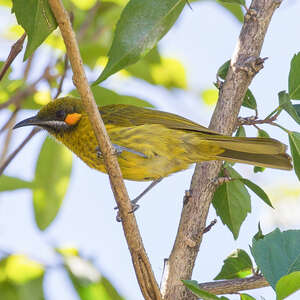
[[99, 104, 218, 135]]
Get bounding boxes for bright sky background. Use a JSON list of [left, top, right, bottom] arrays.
[[1, 1, 300, 299]]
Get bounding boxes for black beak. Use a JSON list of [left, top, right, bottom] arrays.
[[13, 116, 43, 129]]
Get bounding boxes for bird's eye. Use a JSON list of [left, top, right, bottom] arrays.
[[56, 110, 66, 120]]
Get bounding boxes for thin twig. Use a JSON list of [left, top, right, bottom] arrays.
[[198, 275, 269, 295], [54, 55, 68, 98], [236, 109, 281, 128], [0, 128, 40, 176], [0, 108, 20, 133], [0, 33, 26, 81], [23, 54, 34, 82], [203, 219, 217, 234], [47, 1, 161, 299], [161, 1, 282, 299], [0, 111, 18, 164]]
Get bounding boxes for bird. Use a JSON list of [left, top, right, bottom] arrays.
[[14, 96, 292, 207]]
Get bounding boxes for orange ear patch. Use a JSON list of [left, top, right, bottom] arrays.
[[65, 113, 82, 125]]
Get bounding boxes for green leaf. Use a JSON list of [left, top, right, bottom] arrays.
[[182, 280, 220, 300], [217, 60, 230, 80], [252, 222, 264, 243], [217, 60, 257, 110], [235, 126, 246, 137], [218, 0, 245, 6], [12, 0, 57, 60], [0, 255, 45, 300], [293, 104, 300, 117], [257, 129, 270, 138], [240, 294, 256, 300], [242, 89, 257, 110], [62, 252, 125, 300], [288, 131, 300, 181], [214, 249, 253, 280], [276, 271, 300, 300], [33, 137, 72, 230], [0, 175, 32, 192], [94, 0, 185, 84], [71, 86, 153, 107], [278, 91, 300, 124], [251, 228, 300, 290], [237, 179, 273, 208], [288, 52, 300, 99], [215, 1, 244, 22], [212, 166, 251, 239], [201, 88, 219, 106]]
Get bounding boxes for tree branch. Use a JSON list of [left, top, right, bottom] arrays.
[[161, 1, 282, 299], [47, 1, 161, 299], [0, 33, 26, 81], [198, 275, 269, 295]]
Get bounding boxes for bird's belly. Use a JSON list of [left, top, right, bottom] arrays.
[[115, 154, 191, 181]]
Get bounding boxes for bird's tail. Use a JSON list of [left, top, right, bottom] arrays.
[[203, 136, 293, 170]]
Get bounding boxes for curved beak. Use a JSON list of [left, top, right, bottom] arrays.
[[13, 116, 43, 129]]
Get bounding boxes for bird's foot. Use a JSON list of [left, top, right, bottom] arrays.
[[115, 201, 140, 222]]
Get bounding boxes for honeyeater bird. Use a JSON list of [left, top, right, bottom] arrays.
[[14, 97, 292, 205]]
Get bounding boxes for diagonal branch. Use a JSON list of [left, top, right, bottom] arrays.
[[0, 33, 26, 81], [198, 275, 269, 295], [161, 1, 282, 299], [47, 1, 161, 299]]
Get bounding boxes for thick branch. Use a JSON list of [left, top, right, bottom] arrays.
[[198, 275, 269, 295], [47, 1, 161, 299], [162, 1, 282, 299]]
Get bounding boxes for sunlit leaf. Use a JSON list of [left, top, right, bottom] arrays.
[[201, 88, 219, 106], [33, 137, 72, 230], [12, 0, 57, 60], [151, 57, 187, 89], [276, 271, 300, 300], [94, 0, 186, 83], [70, 0, 97, 10], [61, 251, 125, 300], [0, 0, 11, 7], [289, 52, 300, 100], [0, 255, 44, 300], [214, 249, 253, 280], [251, 228, 300, 289], [0, 176, 32, 192]]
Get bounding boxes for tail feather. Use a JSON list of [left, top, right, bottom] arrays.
[[215, 149, 292, 170], [204, 136, 286, 155]]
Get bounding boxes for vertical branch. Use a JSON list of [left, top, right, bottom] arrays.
[[161, 1, 282, 299], [47, 1, 162, 299]]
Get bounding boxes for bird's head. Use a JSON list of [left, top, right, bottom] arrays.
[[14, 97, 84, 134]]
